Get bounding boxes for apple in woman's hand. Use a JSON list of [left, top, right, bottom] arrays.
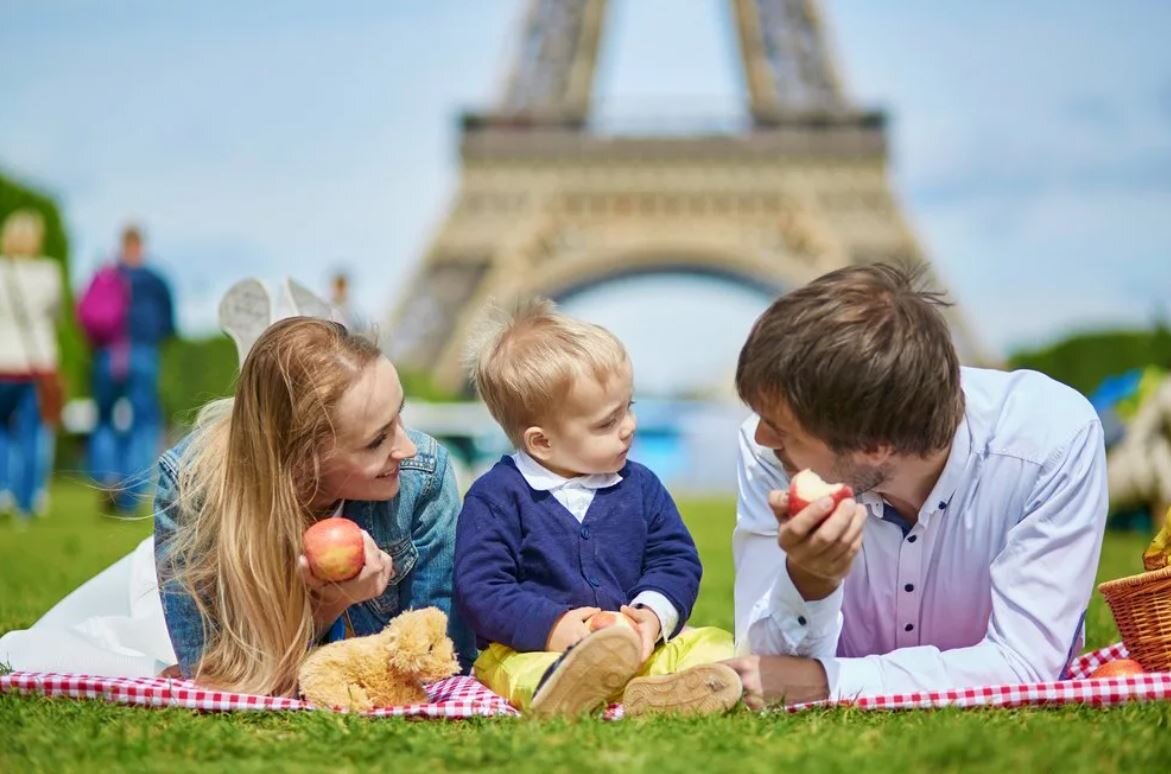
[[303, 517, 365, 582]]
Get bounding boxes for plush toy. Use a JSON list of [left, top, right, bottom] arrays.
[[298, 606, 459, 711]]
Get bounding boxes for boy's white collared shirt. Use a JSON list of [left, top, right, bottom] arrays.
[[511, 451, 680, 642]]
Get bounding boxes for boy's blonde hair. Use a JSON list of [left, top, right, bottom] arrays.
[[466, 298, 628, 447]]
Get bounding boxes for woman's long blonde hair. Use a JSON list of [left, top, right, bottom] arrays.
[[164, 316, 381, 696]]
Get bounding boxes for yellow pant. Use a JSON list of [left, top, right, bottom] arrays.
[[474, 626, 734, 711]]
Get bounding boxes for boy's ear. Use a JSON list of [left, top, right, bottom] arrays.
[[522, 426, 553, 460]]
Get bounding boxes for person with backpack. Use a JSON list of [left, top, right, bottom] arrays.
[[78, 224, 175, 515]]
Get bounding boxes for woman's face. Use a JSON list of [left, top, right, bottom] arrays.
[[317, 356, 417, 506]]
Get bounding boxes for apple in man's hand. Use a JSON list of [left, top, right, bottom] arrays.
[[787, 469, 854, 515]]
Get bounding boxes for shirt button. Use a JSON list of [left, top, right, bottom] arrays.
[[904, 583, 914, 592], [797, 616, 807, 625], [580, 525, 590, 539], [904, 623, 914, 632], [588, 576, 600, 587], [907, 535, 918, 544]]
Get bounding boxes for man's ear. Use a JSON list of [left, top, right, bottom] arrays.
[[858, 443, 894, 466], [522, 426, 553, 461]]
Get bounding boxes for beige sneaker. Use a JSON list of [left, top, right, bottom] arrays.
[[528, 626, 642, 719], [622, 662, 743, 717]]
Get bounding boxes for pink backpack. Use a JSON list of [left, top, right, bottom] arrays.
[[77, 265, 129, 347]]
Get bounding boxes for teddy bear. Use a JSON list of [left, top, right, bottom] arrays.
[[297, 606, 459, 711]]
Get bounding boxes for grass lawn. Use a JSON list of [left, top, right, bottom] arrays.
[[3, 478, 1171, 772]]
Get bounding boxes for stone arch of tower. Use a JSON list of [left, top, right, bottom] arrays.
[[385, 0, 986, 391]]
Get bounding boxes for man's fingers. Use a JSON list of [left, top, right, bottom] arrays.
[[723, 657, 764, 710], [806, 499, 856, 547], [817, 533, 862, 573], [783, 497, 838, 541], [840, 503, 868, 546], [767, 489, 789, 525]]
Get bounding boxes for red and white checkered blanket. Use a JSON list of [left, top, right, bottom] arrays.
[[2, 643, 1166, 717], [0, 673, 519, 718], [780, 642, 1171, 713]]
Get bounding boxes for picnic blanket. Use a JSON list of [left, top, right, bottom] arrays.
[[2, 643, 1167, 717], [0, 673, 519, 718]]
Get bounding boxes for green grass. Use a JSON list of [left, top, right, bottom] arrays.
[[3, 479, 1170, 772]]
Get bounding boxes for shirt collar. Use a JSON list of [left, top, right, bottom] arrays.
[[918, 412, 975, 527], [511, 451, 624, 492], [857, 410, 975, 528]]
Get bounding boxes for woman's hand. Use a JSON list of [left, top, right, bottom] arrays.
[[298, 530, 393, 630]]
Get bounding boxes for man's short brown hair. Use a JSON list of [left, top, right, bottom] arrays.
[[736, 263, 964, 456]]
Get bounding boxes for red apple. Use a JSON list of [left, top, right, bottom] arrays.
[[1089, 659, 1144, 679], [787, 469, 854, 516], [303, 517, 365, 582], [587, 610, 637, 633]]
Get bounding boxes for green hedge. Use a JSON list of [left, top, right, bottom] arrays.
[[1008, 326, 1171, 396], [158, 335, 239, 428]]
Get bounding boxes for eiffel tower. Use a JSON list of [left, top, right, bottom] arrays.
[[386, 0, 983, 391]]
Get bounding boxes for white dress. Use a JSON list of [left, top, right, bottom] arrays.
[[0, 536, 177, 677]]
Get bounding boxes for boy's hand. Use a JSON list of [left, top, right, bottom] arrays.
[[546, 606, 601, 652], [621, 604, 662, 662]]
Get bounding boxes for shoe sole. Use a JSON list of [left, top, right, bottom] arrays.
[[528, 627, 642, 719], [622, 662, 743, 717]]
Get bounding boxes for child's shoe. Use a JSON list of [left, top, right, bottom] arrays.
[[528, 626, 642, 718], [621, 662, 743, 717]]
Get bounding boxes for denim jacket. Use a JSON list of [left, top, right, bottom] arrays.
[[153, 428, 477, 679]]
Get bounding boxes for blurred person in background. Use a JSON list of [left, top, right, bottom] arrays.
[[77, 224, 175, 516], [328, 270, 365, 333], [0, 209, 64, 519]]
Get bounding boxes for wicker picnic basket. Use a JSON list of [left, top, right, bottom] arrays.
[[1099, 564, 1171, 672]]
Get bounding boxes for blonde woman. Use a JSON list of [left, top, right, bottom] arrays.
[[1, 317, 475, 695], [0, 209, 63, 518]]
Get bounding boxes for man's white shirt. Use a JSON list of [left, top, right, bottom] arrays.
[[733, 367, 1108, 699]]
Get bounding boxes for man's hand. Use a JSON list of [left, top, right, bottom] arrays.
[[545, 606, 601, 652], [621, 604, 662, 662], [298, 530, 393, 630], [768, 489, 867, 600], [723, 654, 830, 709]]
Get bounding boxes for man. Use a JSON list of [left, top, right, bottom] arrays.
[[87, 224, 175, 514], [724, 264, 1108, 707]]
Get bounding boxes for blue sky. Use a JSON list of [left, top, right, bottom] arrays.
[[2, 1, 1169, 395]]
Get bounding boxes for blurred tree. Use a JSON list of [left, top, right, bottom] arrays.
[[0, 171, 87, 397], [1009, 326, 1171, 396], [158, 335, 238, 429]]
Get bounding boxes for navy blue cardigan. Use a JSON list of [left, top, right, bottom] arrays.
[[454, 456, 702, 652]]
